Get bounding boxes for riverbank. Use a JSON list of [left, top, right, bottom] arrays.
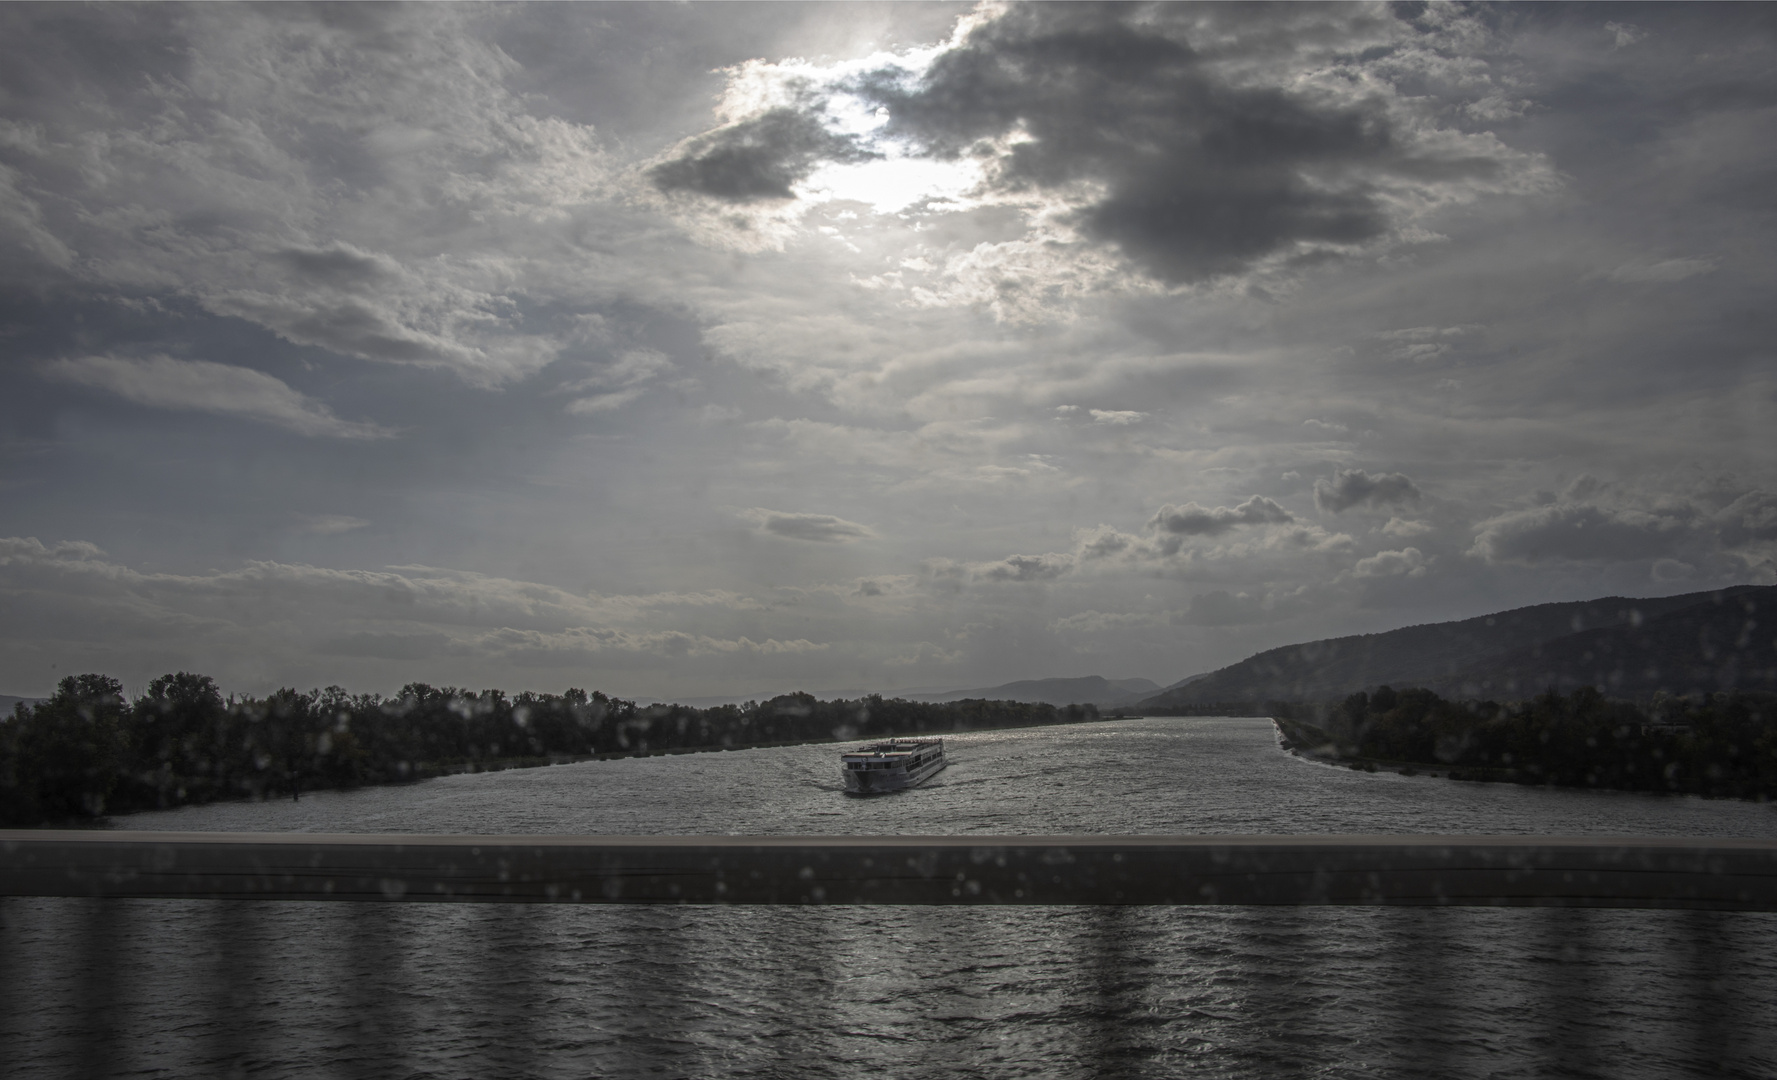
[[3, 673, 1102, 826], [1273, 699, 1777, 801], [1274, 717, 1504, 783]]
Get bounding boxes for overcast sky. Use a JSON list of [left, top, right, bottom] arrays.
[[2, 2, 1773, 701]]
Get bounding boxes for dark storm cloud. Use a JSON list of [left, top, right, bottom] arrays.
[[1148, 496, 1294, 537], [4, 2, 1775, 701], [0, 2, 605, 384], [44, 354, 395, 439], [979, 553, 1072, 582], [1473, 490, 1777, 567], [276, 245, 395, 288], [1468, 504, 1688, 565], [224, 296, 452, 366], [1314, 469, 1421, 513], [747, 509, 874, 543], [850, 4, 1493, 282], [0, 4, 188, 123], [649, 108, 878, 202], [1717, 492, 1777, 547]]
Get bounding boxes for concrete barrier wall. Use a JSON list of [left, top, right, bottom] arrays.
[[4, 831, 1776, 908]]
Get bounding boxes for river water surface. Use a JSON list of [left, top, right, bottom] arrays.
[[5, 716, 1776, 1077]]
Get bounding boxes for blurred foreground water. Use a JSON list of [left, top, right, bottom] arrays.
[[5, 717, 1775, 1078]]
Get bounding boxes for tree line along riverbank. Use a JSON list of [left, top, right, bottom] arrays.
[[0, 673, 1097, 826], [1265, 685, 1777, 799]]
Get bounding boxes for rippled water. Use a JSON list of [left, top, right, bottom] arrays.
[[6, 717, 1777, 1078]]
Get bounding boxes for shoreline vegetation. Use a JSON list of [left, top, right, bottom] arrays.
[[8, 672, 1774, 827], [0, 673, 1097, 827], [1255, 685, 1777, 801]]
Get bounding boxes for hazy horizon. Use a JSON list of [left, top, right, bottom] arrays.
[[2, 3, 1773, 700]]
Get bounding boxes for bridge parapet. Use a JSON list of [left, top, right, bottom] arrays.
[[4, 831, 1776, 908]]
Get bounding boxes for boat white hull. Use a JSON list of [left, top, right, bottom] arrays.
[[843, 754, 947, 794]]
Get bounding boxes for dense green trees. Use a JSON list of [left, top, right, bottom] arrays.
[[1278, 685, 1777, 799], [21, 666, 1766, 824], [0, 674, 1096, 825], [0, 674, 130, 823]]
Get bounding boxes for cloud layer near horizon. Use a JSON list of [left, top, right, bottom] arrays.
[[1, 2, 1773, 699]]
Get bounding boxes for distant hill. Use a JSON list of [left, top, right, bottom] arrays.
[[1, 695, 44, 715], [910, 676, 1160, 708], [634, 688, 878, 709], [1428, 587, 1777, 700], [638, 677, 1163, 711], [1160, 673, 1209, 692], [1141, 585, 1774, 708], [1113, 677, 1163, 695]]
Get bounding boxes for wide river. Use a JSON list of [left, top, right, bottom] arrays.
[[6, 716, 1776, 1078]]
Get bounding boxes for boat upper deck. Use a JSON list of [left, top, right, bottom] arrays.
[[839, 738, 943, 762]]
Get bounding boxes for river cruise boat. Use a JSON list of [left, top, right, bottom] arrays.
[[841, 738, 947, 794]]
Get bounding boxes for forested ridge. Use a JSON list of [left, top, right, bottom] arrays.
[[1274, 685, 1777, 800], [0, 673, 1096, 826], [1144, 585, 1776, 709]]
